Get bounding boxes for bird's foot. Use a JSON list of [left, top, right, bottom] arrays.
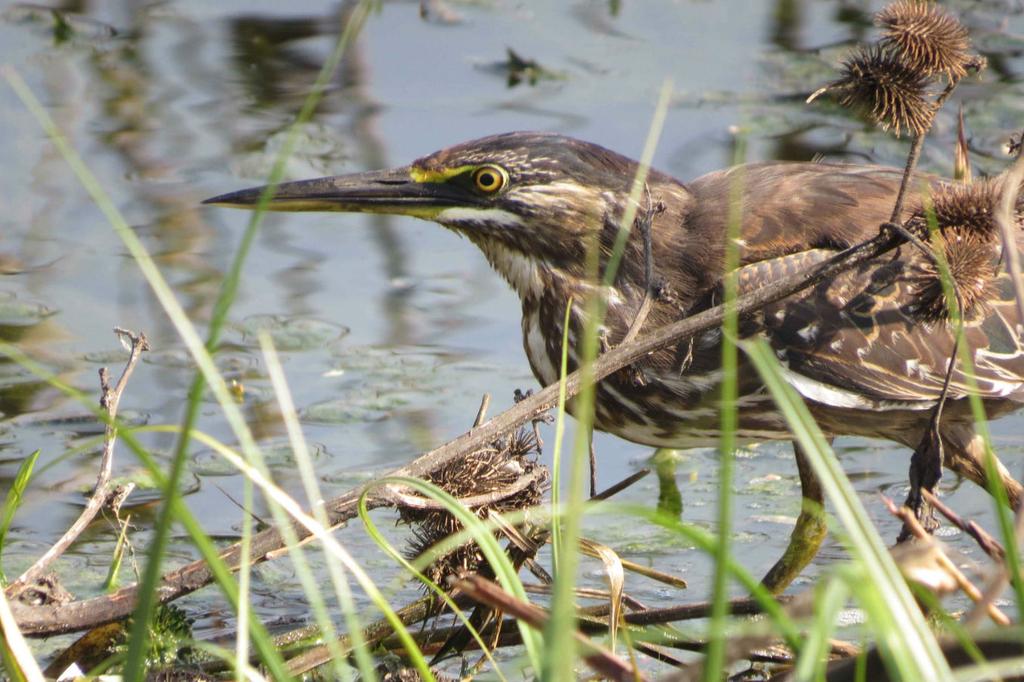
[[514, 388, 553, 422], [898, 424, 945, 542], [897, 494, 940, 543], [919, 502, 941, 534], [514, 388, 553, 454]]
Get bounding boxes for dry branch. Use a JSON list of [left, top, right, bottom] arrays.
[[455, 572, 647, 682], [6, 329, 149, 600], [921, 489, 1005, 561], [883, 496, 1010, 626]]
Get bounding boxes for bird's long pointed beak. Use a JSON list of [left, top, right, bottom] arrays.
[[202, 166, 468, 218]]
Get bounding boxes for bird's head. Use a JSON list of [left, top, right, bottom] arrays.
[[204, 132, 689, 298]]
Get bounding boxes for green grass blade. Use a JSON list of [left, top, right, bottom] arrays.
[[0, 344, 291, 680], [601, 79, 673, 287], [742, 338, 951, 681], [356, 494, 508, 681], [188, 436, 429, 681], [0, 587, 43, 681], [921, 204, 1024, 620], [125, 5, 372, 674], [103, 515, 131, 593], [795, 575, 848, 681], [235, 477, 253, 682], [544, 76, 674, 682], [260, 332, 368, 681], [3, 5, 374, 676], [550, 297, 574, 575], [704, 132, 746, 682], [614, 502, 801, 649], [910, 585, 991, 677], [366, 477, 542, 673], [0, 450, 39, 585]]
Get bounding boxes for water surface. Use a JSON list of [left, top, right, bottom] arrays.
[[2, 0, 1024, 667]]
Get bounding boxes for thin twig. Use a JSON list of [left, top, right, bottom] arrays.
[[590, 468, 650, 501], [456, 573, 648, 682], [885, 219, 965, 538], [579, 595, 793, 624], [473, 393, 491, 428], [589, 439, 598, 499], [889, 80, 960, 223], [7, 329, 149, 596], [281, 594, 455, 677], [521, 582, 647, 611], [889, 133, 927, 223], [883, 497, 1010, 626], [921, 489, 1005, 560]]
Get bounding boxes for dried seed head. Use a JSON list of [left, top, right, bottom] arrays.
[[830, 45, 935, 137], [398, 429, 547, 590], [909, 228, 997, 322], [876, 0, 972, 81], [907, 179, 1004, 239]]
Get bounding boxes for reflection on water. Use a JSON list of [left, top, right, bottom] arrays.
[[2, 0, 1024, 660]]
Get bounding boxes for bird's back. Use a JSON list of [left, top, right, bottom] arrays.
[[552, 161, 1024, 447]]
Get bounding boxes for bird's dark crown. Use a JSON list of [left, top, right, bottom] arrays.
[[411, 131, 648, 189]]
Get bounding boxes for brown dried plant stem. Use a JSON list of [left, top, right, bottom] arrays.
[[590, 468, 650, 501], [920, 489, 1005, 561], [10, 227, 909, 636], [281, 594, 467, 677], [6, 329, 149, 598], [883, 497, 1010, 626], [473, 392, 491, 428], [890, 132, 927, 223], [455, 572, 647, 682], [995, 152, 1024, 332], [621, 188, 663, 346], [203, 592, 476, 676], [388, 594, 855, 671], [889, 80, 959, 223]]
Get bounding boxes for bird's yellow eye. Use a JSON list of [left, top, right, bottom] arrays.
[[472, 165, 507, 194]]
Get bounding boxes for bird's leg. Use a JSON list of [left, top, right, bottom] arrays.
[[901, 323, 961, 540], [899, 424, 944, 542], [760, 441, 828, 594]]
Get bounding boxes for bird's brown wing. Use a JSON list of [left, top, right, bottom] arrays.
[[686, 162, 914, 262], [743, 248, 1024, 408], [690, 162, 1024, 407]]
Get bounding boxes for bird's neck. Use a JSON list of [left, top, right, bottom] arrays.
[[473, 239, 550, 300], [473, 238, 631, 309], [470, 176, 701, 327]]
